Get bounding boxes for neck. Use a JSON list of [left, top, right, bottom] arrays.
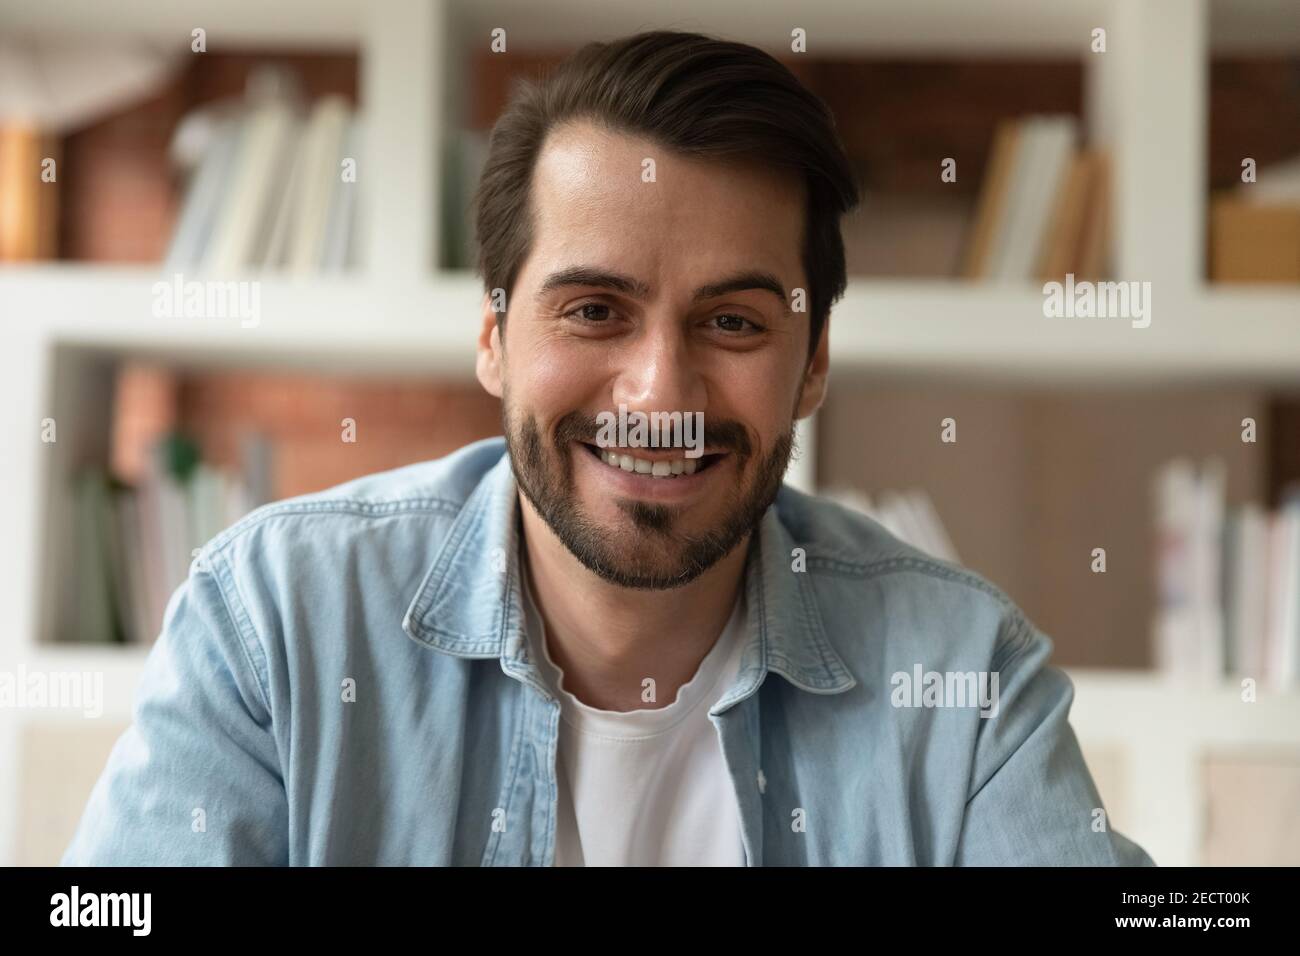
[[518, 494, 749, 712]]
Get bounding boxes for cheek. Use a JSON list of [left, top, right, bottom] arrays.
[[511, 338, 602, 414], [712, 353, 801, 419]]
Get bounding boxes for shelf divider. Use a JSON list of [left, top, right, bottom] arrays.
[[1106, 0, 1208, 294], [360, 0, 444, 283]]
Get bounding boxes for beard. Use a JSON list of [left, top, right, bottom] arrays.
[[502, 390, 797, 590]]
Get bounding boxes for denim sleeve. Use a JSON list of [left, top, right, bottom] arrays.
[[953, 613, 1156, 866], [61, 554, 289, 865]]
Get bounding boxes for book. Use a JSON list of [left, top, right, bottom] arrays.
[[1074, 152, 1110, 281], [819, 485, 959, 564], [113, 490, 155, 645], [1153, 459, 1200, 677], [286, 96, 351, 273], [1037, 150, 1096, 281], [989, 115, 1077, 281], [1154, 457, 1300, 688], [1194, 458, 1227, 680], [164, 116, 245, 270], [71, 472, 118, 644], [0, 124, 57, 261], [962, 119, 1021, 279], [1210, 196, 1300, 283], [321, 113, 361, 271], [260, 118, 307, 269], [203, 102, 296, 274], [1225, 503, 1270, 678], [165, 97, 361, 275], [1265, 501, 1300, 689]]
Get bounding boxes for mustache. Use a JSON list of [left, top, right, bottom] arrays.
[[552, 409, 753, 457]]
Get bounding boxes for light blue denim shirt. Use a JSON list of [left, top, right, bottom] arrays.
[[63, 437, 1154, 866]]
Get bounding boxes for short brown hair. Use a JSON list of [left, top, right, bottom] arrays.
[[472, 30, 860, 358]]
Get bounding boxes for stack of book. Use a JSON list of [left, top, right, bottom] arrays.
[[1153, 457, 1300, 688], [71, 433, 271, 645], [963, 114, 1109, 282], [821, 486, 960, 565], [165, 95, 361, 274]]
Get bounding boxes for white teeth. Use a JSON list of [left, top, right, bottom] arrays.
[[591, 446, 708, 479]]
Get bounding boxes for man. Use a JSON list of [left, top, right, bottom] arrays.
[[64, 31, 1152, 866]]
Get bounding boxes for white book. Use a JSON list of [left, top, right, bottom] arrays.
[[1289, 501, 1300, 688], [321, 114, 361, 271], [132, 467, 170, 642], [164, 116, 244, 270], [248, 114, 303, 269], [203, 102, 296, 274], [220, 470, 254, 528], [114, 492, 153, 644], [819, 487, 958, 565], [187, 462, 224, 550], [982, 117, 1040, 282], [1239, 155, 1300, 205], [1153, 459, 1199, 676], [990, 115, 1077, 281], [287, 96, 351, 273], [1265, 502, 1300, 689], [155, 467, 192, 600], [886, 490, 939, 561], [821, 487, 876, 521], [1195, 458, 1227, 679], [240, 430, 275, 508], [72, 473, 115, 644], [1229, 503, 1271, 679], [260, 118, 306, 270], [876, 490, 920, 551], [905, 489, 960, 564]]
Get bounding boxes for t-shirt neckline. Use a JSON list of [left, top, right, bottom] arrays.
[[520, 563, 746, 740]]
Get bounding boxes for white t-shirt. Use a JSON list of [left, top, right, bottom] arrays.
[[520, 570, 749, 867]]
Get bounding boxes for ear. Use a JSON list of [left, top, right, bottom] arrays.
[[476, 294, 504, 399], [794, 315, 830, 419]]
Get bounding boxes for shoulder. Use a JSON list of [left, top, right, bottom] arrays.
[[195, 436, 507, 576], [776, 484, 1041, 668]]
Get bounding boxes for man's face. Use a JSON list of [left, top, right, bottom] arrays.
[[478, 120, 828, 590]]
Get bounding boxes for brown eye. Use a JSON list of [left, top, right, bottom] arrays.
[[713, 314, 757, 333], [565, 302, 613, 322]]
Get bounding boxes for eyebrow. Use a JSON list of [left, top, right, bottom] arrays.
[[536, 266, 789, 311]]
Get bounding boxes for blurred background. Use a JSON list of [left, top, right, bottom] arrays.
[[1, 0, 1299, 867]]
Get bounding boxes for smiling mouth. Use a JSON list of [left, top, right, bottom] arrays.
[[578, 441, 725, 479]]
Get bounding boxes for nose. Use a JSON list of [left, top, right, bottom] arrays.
[[610, 321, 708, 420]]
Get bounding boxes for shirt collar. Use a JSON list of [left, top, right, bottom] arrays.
[[401, 445, 856, 704]]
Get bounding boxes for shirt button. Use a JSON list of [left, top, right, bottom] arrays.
[[756, 769, 767, 794]]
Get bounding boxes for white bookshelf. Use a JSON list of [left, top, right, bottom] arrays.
[[1066, 669, 1300, 867], [1, 0, 1298, 867], [5, 268, 1300, 383]]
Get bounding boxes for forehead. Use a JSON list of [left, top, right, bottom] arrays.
[[523, 119, 805, 290]]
